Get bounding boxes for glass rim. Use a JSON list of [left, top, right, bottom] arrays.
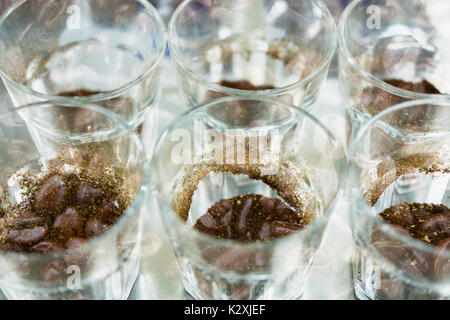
[[168, 0, 338, 97], [0, 0, 167, 102], [151, 96, 342, 251], [349, 98, 450, 260], [338, 0, 450, 100], [0, 101, 148, 288]]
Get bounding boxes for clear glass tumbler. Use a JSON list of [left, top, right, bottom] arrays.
[[339, 0, 450, 136], [150, 96, 343, 299], [0, 0, 166, 131], [0, 101, 147, 300], [169, 0, 337, 109], [348, 99, 450, 300]]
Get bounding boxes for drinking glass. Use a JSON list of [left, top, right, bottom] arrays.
[[169, 0, 337, 109], [0, 101, 147, 300], [339, 0, 450, 136], [150, 96, 343, 299], [0, 0, 166, 134], [348, 99, 450, 300]]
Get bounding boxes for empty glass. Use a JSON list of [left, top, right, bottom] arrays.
[[339, 0, 450, 135], [150, 97, 343, 299], [0, 101, 147, 299], [0, 0, 166, 133], [348, 99, 450, 300], [169, 0, 337, 109]]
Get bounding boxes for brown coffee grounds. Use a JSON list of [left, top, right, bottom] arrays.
[[363, 150, 449, 206], [385, 79, 440, 94], [173, 160, 313, 225], [219, 80, 275, 91], [194, 194, 304, 242], [361, 79, 441, 116], [379, 202, 450, 245], [59, 90, 101, 97]]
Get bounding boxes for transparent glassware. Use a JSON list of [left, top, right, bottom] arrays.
[[168, 0, 337, 109], [0, 101, 147, 300], [150, 97, 343, 300], [348, 99, 450, 300], [0, 0, 166, 133], [339, 0, 450, 136]]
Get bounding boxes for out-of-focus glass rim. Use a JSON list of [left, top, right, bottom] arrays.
[[0, 101, 148, 291], [168, 0, 338, 97], [151, 96, 343, 261], [0, 0, 167, 103], [338, 0, 450, 100], [349, 99, 450, 267]]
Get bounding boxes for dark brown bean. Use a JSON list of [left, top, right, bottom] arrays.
[[53, 207, 83, 238], [372, 225, 411, 243], [7, 226, 48, 245], [85, 218, 108, 238], [211, 246, 252, 273], [34, 174, 67, 212], [64, 237, 88, 266], [10, 210, 45, 228], [268, 220, 303, 238], [98, 197, 123, 222], [419, 214, 450, 243], [378, 278, 405, 300], [237, 197, 253, 239], [197, 213, 217, 230], [73, 109, 97, 133], [76, 182, 103, 205], [373, 241, 429, 277], [31, 241, 64, 254], [431, 238, 450, 279]]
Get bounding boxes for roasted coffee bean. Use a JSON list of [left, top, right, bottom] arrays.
[[430, 238, 450, 279], [64, 237, 88, 266], [373, 240, 429, 277], [76, 182, 103, 204], [377, 278, 406, 300], [372, 225, 411, 243], [237, 196, 254, 239], [10, 210, 45, 228], [195, 194, 304, 242], [260, 220, 302, 240], [54, 207, 83, 238], [31, 241, 64, 254], [85, 218, 108, 238], [72, 108, 98, 133], [197, 213, 217, 230], [419, 214, 450, 244], [211, 246, 252, 273], [34, 174, 67, 212], [7, 226, 48, 245], [380, 203, 415, 227], [98, 197, 123, 222]]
